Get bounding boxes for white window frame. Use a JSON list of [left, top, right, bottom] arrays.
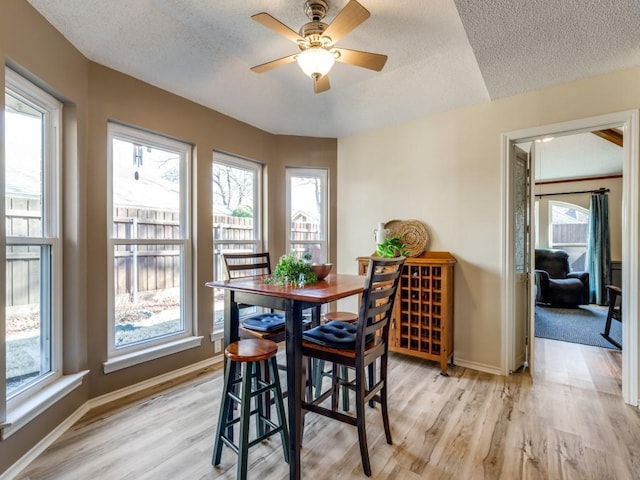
[[548, 200, 590, 271], [548, 200, 590, 248], [285, 167, 329, 262], [105, 123, 200, 373], [3, 68, 63, 424], [212, 153, 263, 334], [212, 152, 263, 257]]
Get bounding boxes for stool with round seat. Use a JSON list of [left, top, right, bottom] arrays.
[[323, 311, 358, 323], [213, 338, 289, 480]]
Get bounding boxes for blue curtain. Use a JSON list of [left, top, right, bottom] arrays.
[[587, 192, 611, 305]]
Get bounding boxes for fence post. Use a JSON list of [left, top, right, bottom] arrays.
[[132, 217, 138, 303]]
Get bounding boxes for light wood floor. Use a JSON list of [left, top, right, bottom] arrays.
[[16, 339, 640, 480]]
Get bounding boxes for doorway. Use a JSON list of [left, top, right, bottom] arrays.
[[502, 110, 639, 406]]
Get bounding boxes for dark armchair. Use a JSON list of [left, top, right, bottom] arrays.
[[534, 248, 589, 306]]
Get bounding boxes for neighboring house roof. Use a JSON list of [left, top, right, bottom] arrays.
[[291, 209, 320, 224]]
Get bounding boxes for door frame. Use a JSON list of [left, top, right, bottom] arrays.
[[501, 110, 639, 406], [511, 146, 532, 374]]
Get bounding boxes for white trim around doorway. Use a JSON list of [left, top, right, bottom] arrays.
[[501, 110, 639, 406]]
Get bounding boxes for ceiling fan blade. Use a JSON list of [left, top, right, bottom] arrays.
[[250, 53, 298, 73], [334, 48, 387, 71], [251, 13, 304, 44], [313, 75, 331, 93], [322, 0, 370, 44]]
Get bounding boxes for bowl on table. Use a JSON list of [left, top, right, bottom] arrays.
[[311, 263, 332, 280]]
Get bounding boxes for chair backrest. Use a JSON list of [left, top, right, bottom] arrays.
[[356, 256, 405, 353], [223, 252, 272, 280], [535, 248, 570, 279]]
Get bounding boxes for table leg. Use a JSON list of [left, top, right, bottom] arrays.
[[224, 290, 240, 347], [223, 291, 241, 441], [311, 305, 321, 327], [285, 300, 304, 480]]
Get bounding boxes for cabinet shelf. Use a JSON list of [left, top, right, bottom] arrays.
[[358, 251, 456, 375]]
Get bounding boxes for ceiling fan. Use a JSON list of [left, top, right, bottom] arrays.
[[250, 0, 387, 93]]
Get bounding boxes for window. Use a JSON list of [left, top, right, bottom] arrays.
[[106, 123, 197, 370], [549, 201, 590, 271], [212, 153, 262, 329], [4, 69, 62, 406], [286, 168, 328, 263]]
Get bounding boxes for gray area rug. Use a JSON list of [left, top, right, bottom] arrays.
[[535, 305, 622, 350]]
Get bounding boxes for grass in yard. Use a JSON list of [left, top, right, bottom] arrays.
[[115, 318, 182, 346], [7, 335, 39, 379]]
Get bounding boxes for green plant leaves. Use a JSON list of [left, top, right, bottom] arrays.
[[266, 251, 318, 285], [376, 236, 409, 258]]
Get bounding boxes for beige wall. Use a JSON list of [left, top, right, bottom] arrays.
[[86, 63, 336, 397], [1, 1, 336, 473], [1, 0, 90, 473], [337, 67, 640, 372]]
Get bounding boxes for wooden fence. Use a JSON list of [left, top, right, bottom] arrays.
[[6, 195, 42, 307], [113, 207, 181, 298], [552, 223, 588, 244], [6, 201, 321, 307], [213, 215, 320, 241], [213, 215, 254, 241]]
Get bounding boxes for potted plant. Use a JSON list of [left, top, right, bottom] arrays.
[[376, 235, 409, 258], [266, 251, 317, 286]]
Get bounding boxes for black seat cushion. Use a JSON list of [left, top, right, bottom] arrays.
[[241, 313, 285, 332], [302, 320, 357, 349]]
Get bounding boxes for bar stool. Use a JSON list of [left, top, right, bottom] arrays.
[[222, 252, 314, 381], [213, 338, 289, 480], [323, 311, 358, 323]]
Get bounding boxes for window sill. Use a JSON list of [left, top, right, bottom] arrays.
[[210, 329, 224, 342], [2, 370, 89, 440], [103, 336, 204, 374], [210, 330, 225, 354]]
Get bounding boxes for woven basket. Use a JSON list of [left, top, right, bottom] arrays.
[[396, 220, 429, 257], [384, 219, 402, 238]]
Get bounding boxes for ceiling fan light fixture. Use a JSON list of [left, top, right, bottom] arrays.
[[251, 0, 384, 92], [296, 47, 335, 78]]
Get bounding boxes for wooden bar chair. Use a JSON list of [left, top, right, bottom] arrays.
[[223, 252, 315, 409], [223, 252, 287, 342], [213, 338, 289, 480], [223, 252, 315, 343], [601, 285, 622, 349], [312, 311, 358, 409], [301, 256, 405, 477]]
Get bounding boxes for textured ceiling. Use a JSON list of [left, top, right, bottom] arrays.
[[455, 0, 640, 99], [26, 0, 640, 141]]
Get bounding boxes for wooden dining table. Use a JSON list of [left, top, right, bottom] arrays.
[[206, 273, 365, 480]]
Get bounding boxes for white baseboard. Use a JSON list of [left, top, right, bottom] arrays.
[[1, 356, 223, 480], [90, 356, 222, 410], [453, 357, 504, 376], [0, 402, 91, 480]]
